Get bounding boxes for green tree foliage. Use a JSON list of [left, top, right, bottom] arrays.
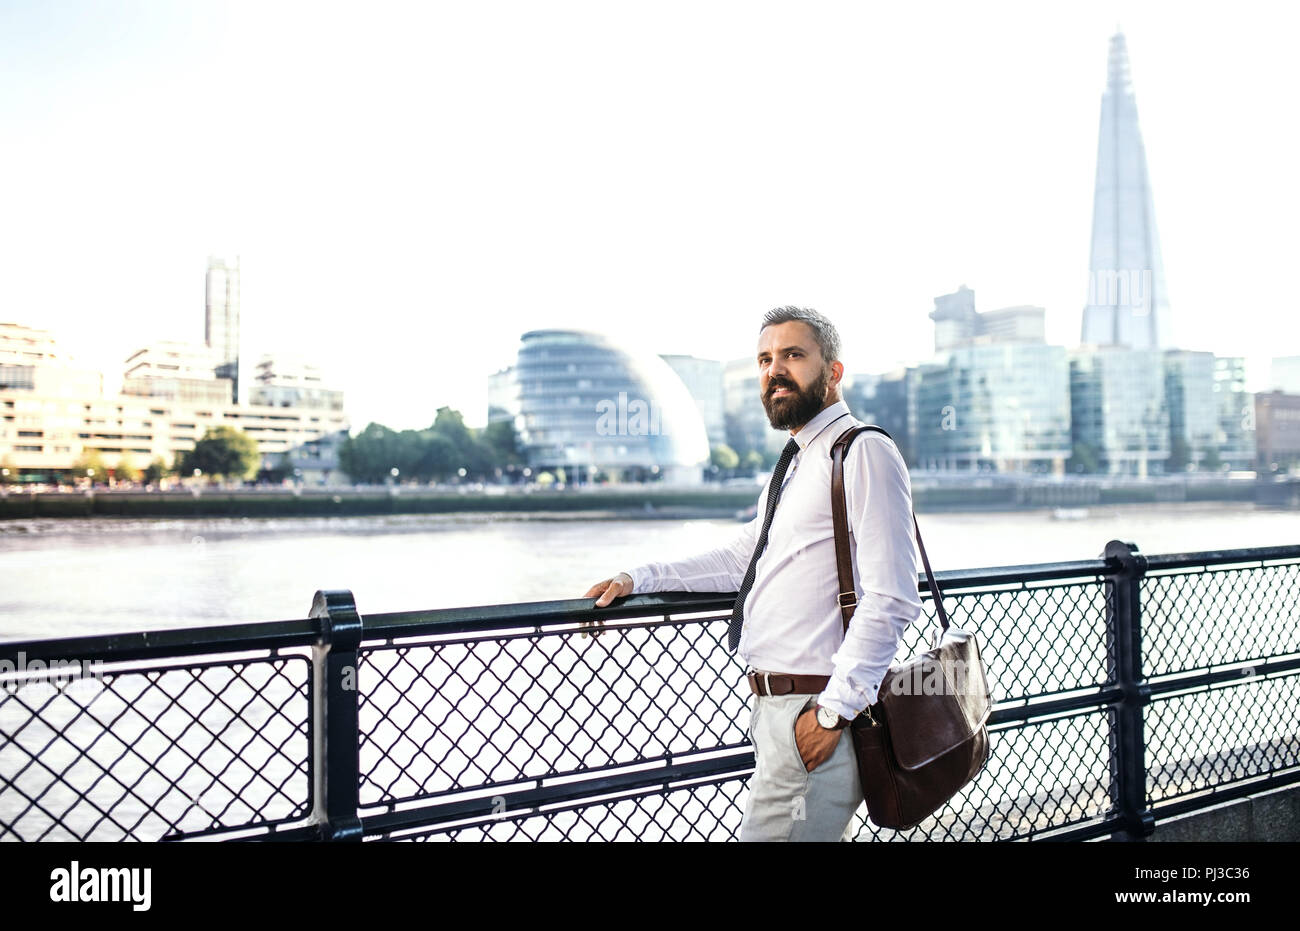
[[113, 455, 139, 483], [179, 426, 260, 480], [142, 457, 169, 486], [1200, 445, 1224, 472], [481, 420, 523, 466], [338, 410, 524, 483], [72, 449, 109, 483], [710, 444, 739, 471], [741, 449, 765, 473]]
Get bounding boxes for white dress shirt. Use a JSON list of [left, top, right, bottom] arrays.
[[627, 399, 923, 721]]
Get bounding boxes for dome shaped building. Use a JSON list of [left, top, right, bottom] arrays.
[[511, 330, 710, 485]]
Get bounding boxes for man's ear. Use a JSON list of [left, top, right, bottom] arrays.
[[828, 360, 844, 392]]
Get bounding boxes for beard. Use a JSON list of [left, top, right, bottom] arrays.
[[762, 365, 831, 431]]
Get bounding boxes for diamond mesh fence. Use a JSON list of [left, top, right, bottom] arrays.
[[357, 612, 749, 808], [1146, 675, 1300, 805], [1142, 562, 1300, 677], [0, 655, 311, 841], [3, 546, 1297, 843]]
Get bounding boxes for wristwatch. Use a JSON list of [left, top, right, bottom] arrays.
[[815, 704, 851, 730]]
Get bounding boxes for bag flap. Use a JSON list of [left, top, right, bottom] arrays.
[[876, 626, 993, 770]]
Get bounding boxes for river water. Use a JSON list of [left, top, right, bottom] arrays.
[[0, 502, 1296, 640]]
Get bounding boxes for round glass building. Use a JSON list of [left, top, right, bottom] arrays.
[[513, 330, 710, 484]]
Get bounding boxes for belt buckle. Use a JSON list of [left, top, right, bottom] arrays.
[[762, 671, 772, 697]]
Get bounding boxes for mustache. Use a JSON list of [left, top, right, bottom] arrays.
[[766, 378, 798, 397]]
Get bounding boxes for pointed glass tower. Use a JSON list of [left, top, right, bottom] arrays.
[[1080, 32, 1172, 350]]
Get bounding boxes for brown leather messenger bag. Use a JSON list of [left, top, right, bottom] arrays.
[[830, 424, 994, 830]]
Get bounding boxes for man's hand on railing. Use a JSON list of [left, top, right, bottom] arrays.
[[583, 572, 634, 608], [579, 572, 633, 639]]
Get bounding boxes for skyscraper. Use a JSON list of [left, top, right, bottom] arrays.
[[1080, 32, 1172, 350], [205, 256, 241, 404]]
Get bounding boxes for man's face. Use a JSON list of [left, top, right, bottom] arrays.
[[756, 320, 839, 431]]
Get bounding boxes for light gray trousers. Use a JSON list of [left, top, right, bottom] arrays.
[[738, 693, 864, 842]]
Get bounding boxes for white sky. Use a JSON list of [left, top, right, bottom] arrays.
[[2, 0, 1298, 431]]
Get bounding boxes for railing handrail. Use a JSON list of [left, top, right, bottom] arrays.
[[4, 543, 1298, 665]]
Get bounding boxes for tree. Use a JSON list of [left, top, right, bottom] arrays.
[[1201, 445, 1224, 472], [710, 444, 739, 472], [742, 449, 764, 473], [113, 455, 139, 484], [179, 426, 260, 481], [338, 410, 526, 484], [72, 449, 109, 484], [339, 423, 402, 484], [143, 457, 169, 486], [481, 420, 523, 467], [431, 407, 474, 450]]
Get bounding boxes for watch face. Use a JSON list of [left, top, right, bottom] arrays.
[[816, 706, 837, 729]]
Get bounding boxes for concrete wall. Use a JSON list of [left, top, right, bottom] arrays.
[[1133, 783, 1300, 842]]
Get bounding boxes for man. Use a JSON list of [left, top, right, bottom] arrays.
[[583, 306, 922, 841]]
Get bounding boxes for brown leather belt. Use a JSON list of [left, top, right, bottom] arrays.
[[747, 670, 830, 696]]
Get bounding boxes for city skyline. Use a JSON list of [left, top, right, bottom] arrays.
[[2, 2, 1298, 433]]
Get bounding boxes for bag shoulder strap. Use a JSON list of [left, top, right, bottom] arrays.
[[830, 424, 950, 634]]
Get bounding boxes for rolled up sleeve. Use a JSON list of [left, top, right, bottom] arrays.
[[628, 513, 759, 595], [817, 433, 923, 720]]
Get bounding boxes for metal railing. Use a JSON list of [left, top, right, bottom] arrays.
[[1, 540, 1297, 841]]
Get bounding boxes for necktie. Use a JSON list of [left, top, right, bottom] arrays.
[[727, 437, 800, 653]]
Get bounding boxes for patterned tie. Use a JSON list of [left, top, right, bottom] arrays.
[[727, 437, 800, 653]]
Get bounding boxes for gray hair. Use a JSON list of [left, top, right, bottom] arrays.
[[759, 306, 842, 364]]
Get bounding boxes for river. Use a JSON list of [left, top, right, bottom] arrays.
[[0, 501, 1296, 640]]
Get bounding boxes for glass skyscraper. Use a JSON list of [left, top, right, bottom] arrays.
[[205, 256, 241, 405], [1080, 33, 1173, 351], [512, 330, 710, 484]]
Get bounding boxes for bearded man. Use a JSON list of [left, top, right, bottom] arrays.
[[584, 306, 921, 841]]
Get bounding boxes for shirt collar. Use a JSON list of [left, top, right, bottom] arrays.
[[791, 399, 852, 451]]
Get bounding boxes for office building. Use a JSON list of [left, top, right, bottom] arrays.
[[1255, 391, 1300, 472], [1079, 33, 1173, 350], [0, 321, 348, 483], [843, 369, 914, 466], [660, 354, 726, 449], [724, 358, 788, 460], [913, 344, 1071, 473], [205, 256, 242, 404], [250, 353, 344, 412], [1163, 351, 1217, 471], [1069, 348, 1170, 475], [122, 341, 232, 406], [511, 330, 709, 484], [1213, 356, 1255, 470], [930, 286, 1046, 353]]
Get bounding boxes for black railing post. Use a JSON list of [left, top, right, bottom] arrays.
[[310, 589, 364, 842], [1102, 540, 1155, 840]]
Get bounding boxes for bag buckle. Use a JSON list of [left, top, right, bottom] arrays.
[[838, 591, 858, 608]]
